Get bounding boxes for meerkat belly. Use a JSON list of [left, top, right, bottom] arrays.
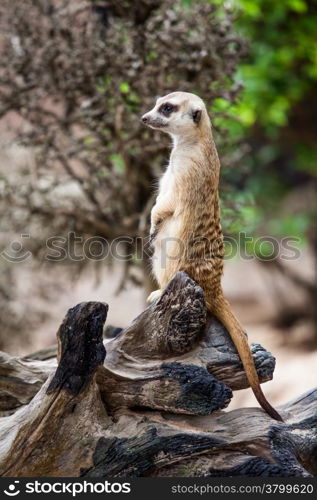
[[152, 214, 183, 288]]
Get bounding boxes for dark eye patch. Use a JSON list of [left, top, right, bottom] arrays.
[[158, 102, 178, 116]]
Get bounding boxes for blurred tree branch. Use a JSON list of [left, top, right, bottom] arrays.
[[0, 0, 245, 244]]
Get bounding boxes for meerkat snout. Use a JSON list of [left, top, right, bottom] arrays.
[[141, 110, 167, 129]]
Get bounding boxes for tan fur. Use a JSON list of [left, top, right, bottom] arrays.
[[142, 91, 283, 421]]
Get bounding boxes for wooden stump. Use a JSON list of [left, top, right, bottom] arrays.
[[0, 272, 315, 477]]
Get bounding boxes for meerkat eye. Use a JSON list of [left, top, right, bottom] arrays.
[[163, 104, 174, 113], [159, 103, 178, 116]]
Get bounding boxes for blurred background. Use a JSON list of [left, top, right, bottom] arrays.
[[0, 0, 316, 409]]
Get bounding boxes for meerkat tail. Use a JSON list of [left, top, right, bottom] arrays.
[[208, 295, 284, 422]]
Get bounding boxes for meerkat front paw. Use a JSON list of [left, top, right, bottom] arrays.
[[147, 289, 163, 303]]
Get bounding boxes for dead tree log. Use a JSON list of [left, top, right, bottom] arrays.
[[0, 272, 275, 416], [0, 272, 315, 477], [0, 352, 55, 416]]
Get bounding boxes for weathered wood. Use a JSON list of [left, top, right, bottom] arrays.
[[24, 345, 58, 361], [0, 272, 276, 416], [0, 297, 315, 477], [99, 272, 277, 412], [83, 388, 317, 478], [0, 302, 109, 477], [0, 352, 56, 416], [47, 302, 107, 394], [97, 272, 232, 415]]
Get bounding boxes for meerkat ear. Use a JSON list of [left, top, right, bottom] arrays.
[[191, 108, 202, 124]]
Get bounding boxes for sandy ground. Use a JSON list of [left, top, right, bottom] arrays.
[[6, 255, 317, 411]]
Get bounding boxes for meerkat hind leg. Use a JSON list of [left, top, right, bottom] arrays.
[[147, 289, 163, 304]]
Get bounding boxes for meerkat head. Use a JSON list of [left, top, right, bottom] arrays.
[[141, 91, 210, 139]]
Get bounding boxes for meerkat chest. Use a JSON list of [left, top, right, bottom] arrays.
[[157, 164, 176, 199], [157, 152, 191, 198]]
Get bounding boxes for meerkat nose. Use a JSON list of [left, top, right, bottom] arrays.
[[141, 115, 149, 123]]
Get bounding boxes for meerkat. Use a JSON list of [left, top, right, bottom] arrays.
[[141, 91, 283, 422]]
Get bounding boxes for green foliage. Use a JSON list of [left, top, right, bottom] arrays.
[[232, 0, 317, 132], [211, 0, 317, 137], [211, 0, 316, 257], [110, 154, 125, 173]]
